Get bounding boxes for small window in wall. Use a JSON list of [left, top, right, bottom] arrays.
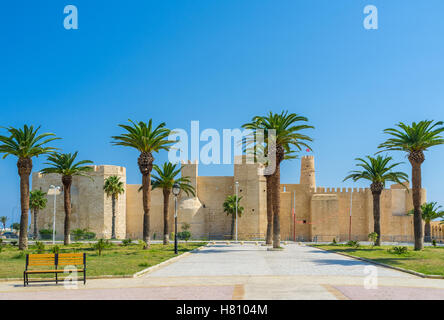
[[283, 186, 287, 192]]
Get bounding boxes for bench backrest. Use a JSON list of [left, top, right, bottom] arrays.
[[26, 253, 86, 269], [27, 254, 56, 267]]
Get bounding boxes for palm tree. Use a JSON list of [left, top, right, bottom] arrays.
[[29, 190, 48, 239], [378, 120, 444, 250], [242, 111, 314, 248], [344, 155, 408, 246], [0, 125, 58, 249], [150, 162, 195, 244], [0, 216, 7, 231], [112, 119, 173, 248], [408, 202, 444, 242], [103, 176, 125, 239], [40, 152, 93, 245], [223, 195, 244, 240]]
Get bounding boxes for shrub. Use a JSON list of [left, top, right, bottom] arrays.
[[177, 231, 191, 242], [39, 229, 54, 240], [138, 240, 148, 250], [0, 239, 3, 252], [138, 262, 149, 267], [153, 233, 156, 240], [332, 238, 337, 245], [122, 239, 132, 246], [368, 232, 379, 247], [35, 241, 45, 254], [10, 241, 17, 246], [432, 239, 437, 247], [182, 223, 191, 231], [389, 246, 408, 254], [71, 229, 96, 241], [92, 239, 111, 256], [51, 245, 60, 254], [346, 240, 360, 248]]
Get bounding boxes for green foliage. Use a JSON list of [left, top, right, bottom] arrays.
[[432, 239, 437, 247], [329, 238, 337, 245], [0, 239, 4, 252], [150, 162, 196, 196], [182, 223, 191, 231], [122, 239, 132, 246], [344, 155, 408, 188], [34, 241, 45, 254], [223, 195, 244, 217], [378, 120, 444, 153], [29, 190, 48, 211], [51, 245, 60, 254], [389, 246, 408, 254], [11, 223, 20, 232], [111, 119, 173, 153], [368, 232, 379, 246], [39, 228, 54, 240], [177, 231, 191, 242], [103, 175, 125, 199], [70, 229, 96, 241], [346, 240, 360, 248], [0, 125, 59, 159], [0, 216, 7, 229], [40, 151, 93, 178], [92, 239, 111, 256], [407, 202, 444, 223], [153, 233, 156, 240], [10, 241, 17, 247], [138, 262, 149, 267], [138, 240, 148, 250]]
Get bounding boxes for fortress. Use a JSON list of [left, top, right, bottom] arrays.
[[32, 156, 441, 242]]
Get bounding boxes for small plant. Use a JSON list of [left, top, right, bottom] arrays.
[[432, 239, 437, 247], [71, 229, 86, 241], [0, 239, 4, 252], [153, 233, 156, 240], [138, 240, 148, 250], [368, 232, 379, 247], [10, 241, 17, 246], [389, 246, 408, 254], [182, 223, 191, 231], [35, 241, 45, 254], [138, 262, 149, 267], [177, 231, 191, 243], [122, 238, 132, 246], [346, 240, 360, 248], [332, 238, 337, 245], [92, 239, 110, 256], [13, 251, 25, 259], [51, 245, 60, 254]]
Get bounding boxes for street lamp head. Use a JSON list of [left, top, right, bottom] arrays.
[[172, 183, 181, 196]]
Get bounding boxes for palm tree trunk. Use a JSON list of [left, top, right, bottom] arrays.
[[231, 212, 235, 240], [424, 221, 431, 243], [17, 157, 32, 250], [265, 175, 273, 245], [271, 161, 281, 248], [111, 194, 116, 239], [33, 208, 38, 240], [163, 188, 171, 245], [411, 161, 424, 250], [142, 173, 151, 249], [372, 192, 381, 246], [62, 175, 72, 245]]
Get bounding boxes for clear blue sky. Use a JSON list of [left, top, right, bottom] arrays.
[[1, 1, 444, 224]]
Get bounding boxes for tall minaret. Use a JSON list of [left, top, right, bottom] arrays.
[[300, 156, 316, 189]]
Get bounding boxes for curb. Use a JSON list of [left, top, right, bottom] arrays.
[[133, 245, 206, 278], [312, 246, 444, 279]]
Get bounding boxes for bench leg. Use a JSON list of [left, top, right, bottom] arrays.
[[23, 272, 26, 287], [84, 271, 86, 285]]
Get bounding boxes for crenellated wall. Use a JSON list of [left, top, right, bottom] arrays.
[[32, 157, 426, 242]]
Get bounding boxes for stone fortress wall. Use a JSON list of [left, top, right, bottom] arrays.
[[32, 155, 434, 242]]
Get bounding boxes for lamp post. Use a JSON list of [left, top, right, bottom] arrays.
[[235, 181, 239, 242], [172, 183, 181, 255], [49, 185, 61, 245]]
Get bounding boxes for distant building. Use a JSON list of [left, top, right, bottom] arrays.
[[32, 156, 435, 242]]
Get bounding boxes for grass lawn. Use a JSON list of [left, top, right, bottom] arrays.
[[0, 241, 206, 279], [313, 244, 444, 276]]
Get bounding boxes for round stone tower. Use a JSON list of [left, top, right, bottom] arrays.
[[300, 156, 316, 189]]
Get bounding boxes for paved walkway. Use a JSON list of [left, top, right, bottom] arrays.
[[1, 243, 444, 300]]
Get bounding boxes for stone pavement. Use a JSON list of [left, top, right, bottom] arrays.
[[1, 243, 444, 300]]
